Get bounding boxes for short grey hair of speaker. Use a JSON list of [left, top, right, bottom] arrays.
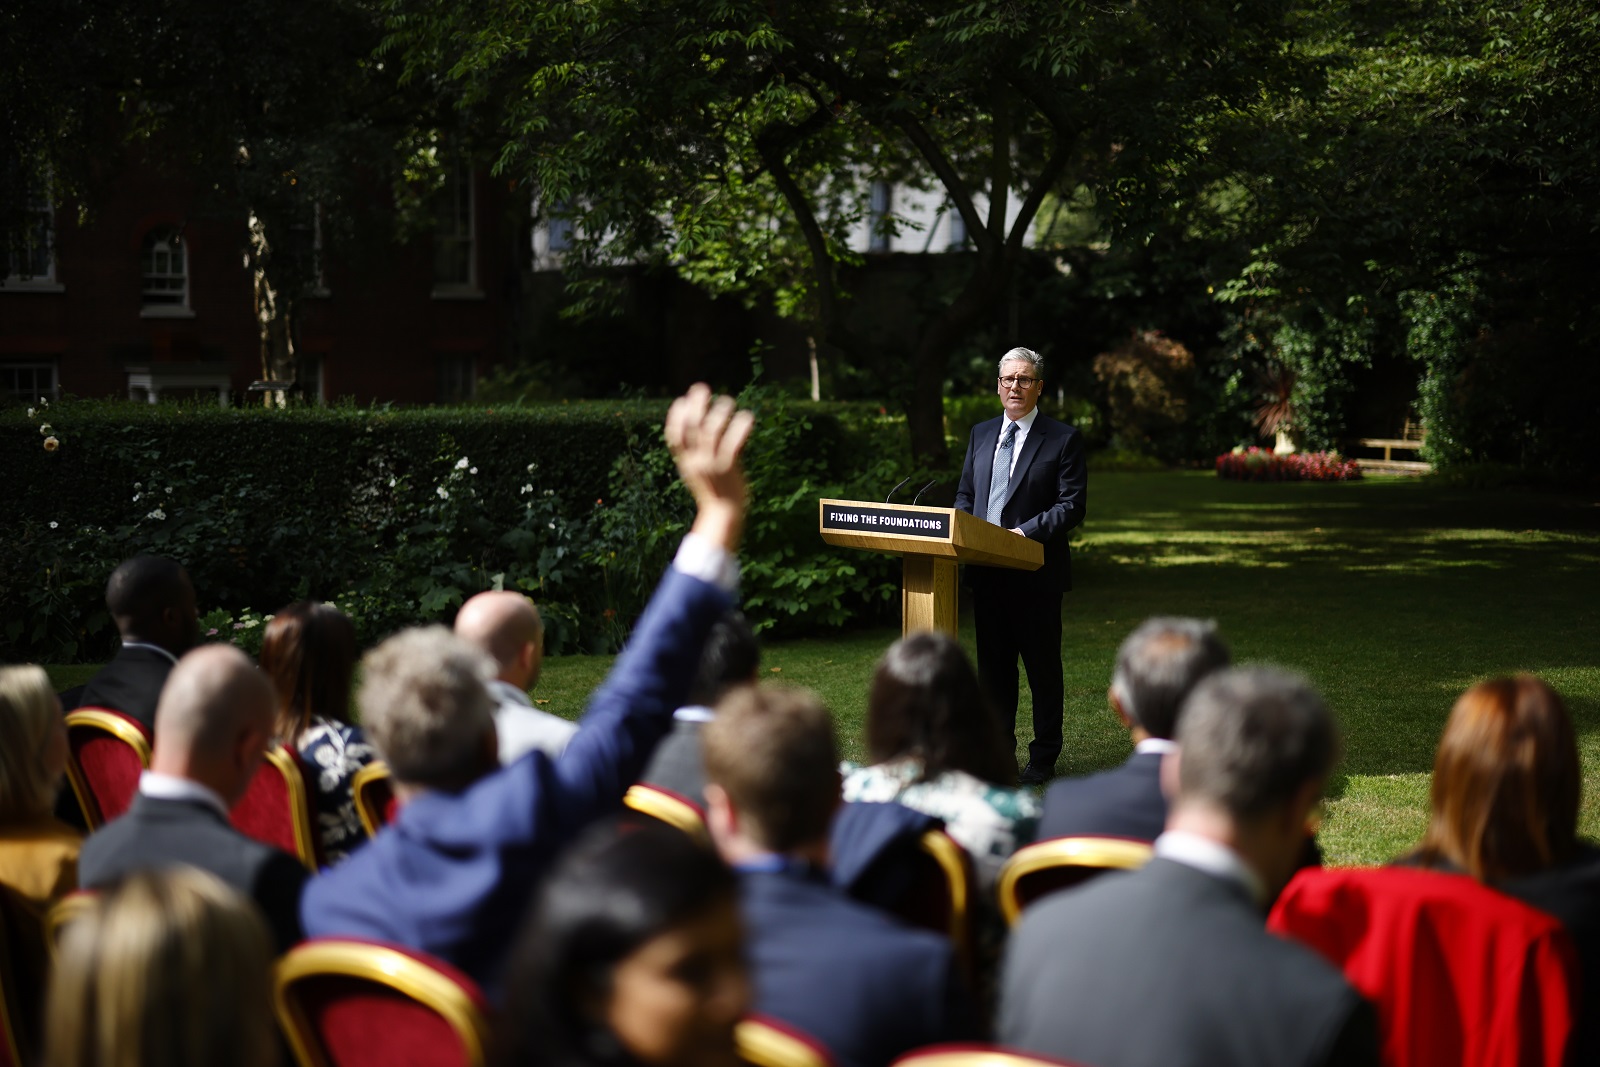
[[997, 347, 1044, 379], [1110, 617, 1231, 740], [1176, 666, 1338, 821], [358, 625, 497, 788]]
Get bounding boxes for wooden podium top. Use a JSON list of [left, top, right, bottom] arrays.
[[818, 499, 1042, 570]]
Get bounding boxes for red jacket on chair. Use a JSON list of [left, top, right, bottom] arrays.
[[1268, 866, 1577, 1067]]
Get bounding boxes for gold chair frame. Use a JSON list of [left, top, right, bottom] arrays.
[[258, 744, 321, 872], [273, 940, 491, 1067], [892, 1046, 1085, 1067], [63, 708, 153, 830], [996, 836, 1154, 925], [916, 830, 972, 969], [624, 784, 709, 842], [736, 1017, 833, 1067], [42, 892, 97, 962], [350, 762, 394, 838]]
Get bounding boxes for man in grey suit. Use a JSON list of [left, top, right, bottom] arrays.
[[640, 611, 759, 807], [1000, 668, 1379, 1067]]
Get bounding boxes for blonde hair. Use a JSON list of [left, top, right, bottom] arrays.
[[0, 665, 63, 821], [45, 868, 278, 1067]]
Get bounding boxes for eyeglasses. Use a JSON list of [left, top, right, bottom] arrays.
[[999, 375, 1040, 389]]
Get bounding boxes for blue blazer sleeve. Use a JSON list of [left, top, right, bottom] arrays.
[[953, 426, 983, 515], [1016, 421, 1087, 544]]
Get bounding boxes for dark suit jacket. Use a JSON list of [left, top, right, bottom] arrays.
[[1000, 857, 1378, 1067], [1038, 751, 1167, 843], [69, 645, 176, 733], [78, 793, 309, 952], [639, 715, 708, 807], [741, 866, 979, 1067], [953, 412, 1087, 593], [300, 566, 732, 996]]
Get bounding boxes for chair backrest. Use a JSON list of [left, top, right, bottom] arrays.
[[624, 783, 709, 842], [273, 938, 493, 1067], [63, 708, 152, 829], [995, 836, 1154, 925], [737, 1014, 836, 1067], [231, 744, 321, 870], [1268, 866, 1578, 1067], [0, 883, 49, 1067], [351, 762, 399, 838], [890, 1042, 1090, 1067]]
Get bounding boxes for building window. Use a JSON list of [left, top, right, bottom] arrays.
[[0, 360, 58, 402], [140, 227, 192, 316], [2, 168, 60, 290], [868, 181, 893, 253], [548, 199, 575, 253], [437, 353, 477, 403], [946, 206, 967, 250], [433, 167, 479, 296]]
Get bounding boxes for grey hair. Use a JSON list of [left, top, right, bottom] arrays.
[[997, 347, 1044, 378], [1176, 667, 1338, 821], [359, 626, 497, 789], [1110, 617, 1231, 740]]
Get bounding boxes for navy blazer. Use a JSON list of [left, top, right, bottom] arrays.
[[1037, 751, 1168, 843], [69, 645, 176, 733], [300, 566, 732, 996], [953, 413, 1086, 593], [740, 866, 980, 1067], [79, 793, 309, 952]]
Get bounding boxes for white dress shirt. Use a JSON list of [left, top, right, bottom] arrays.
[[138, 771, 230, 820], [991, 406, 1040, 480], [1154, 829, 1267, 907]]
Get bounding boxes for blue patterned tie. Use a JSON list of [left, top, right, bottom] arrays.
[[986, 422, 1018, 525]]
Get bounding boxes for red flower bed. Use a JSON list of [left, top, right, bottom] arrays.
[[1216, 447, 1362, 482]]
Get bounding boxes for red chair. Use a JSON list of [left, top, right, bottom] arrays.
[[232, 744, 321, 870], [0, 884, 49, 1067], [890, 1043, 1091, 1067], [994, 836, 1154, 925], [351, 762, 399, 838], [273, 938, 493, 1067], [63, 708, 152, 829], [1269, 866, 1578, 1067], [737, 1014, 836, 1067], [624, 783, 709, 842]]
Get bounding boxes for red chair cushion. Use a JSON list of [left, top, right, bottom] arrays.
[[71, 733, 144, 823], [231, 749, 307, 860], [293, 975, 474, 1067]]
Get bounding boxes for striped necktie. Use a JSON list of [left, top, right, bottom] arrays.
[[986, 421, 1018, 525]]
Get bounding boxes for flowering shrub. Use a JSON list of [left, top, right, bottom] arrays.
[[1216, 447, 1362, 482]]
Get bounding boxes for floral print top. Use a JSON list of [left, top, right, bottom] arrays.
[[296, 716, 380, 867], [840, 756, 1041, 888]]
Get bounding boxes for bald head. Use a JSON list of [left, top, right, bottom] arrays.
[[151, 645, 276, 803], [454, 591, 543, 689]]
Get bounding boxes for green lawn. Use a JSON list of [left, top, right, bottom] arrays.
[[46, 471, 1600, 866]]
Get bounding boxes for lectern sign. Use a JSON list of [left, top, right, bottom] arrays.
[[821, 503, 951, 540]]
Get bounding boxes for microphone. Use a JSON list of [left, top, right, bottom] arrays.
[[911, 479, 938, 506], [884, 476, 912, 504]]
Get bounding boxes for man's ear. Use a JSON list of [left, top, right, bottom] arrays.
[[1159, 749, 1181, 801], [1108, 687, 1131, 729], [705, 783, 737, 840]]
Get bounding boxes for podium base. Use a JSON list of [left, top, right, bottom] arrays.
[[903, 557, 958, 636]]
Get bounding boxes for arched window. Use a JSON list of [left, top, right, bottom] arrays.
[[140, 227, 188, 309]]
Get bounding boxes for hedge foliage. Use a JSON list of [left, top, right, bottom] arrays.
[[1, 392, 909, 663]]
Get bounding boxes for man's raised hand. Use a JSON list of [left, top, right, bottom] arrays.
[[665, 384, 754, 552]]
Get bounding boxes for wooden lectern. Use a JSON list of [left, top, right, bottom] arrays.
[[818, 499, 1043, 636]]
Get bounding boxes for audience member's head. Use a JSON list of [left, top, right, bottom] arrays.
[[359, 626, 498, 794], [45, 866, 277, 1067], [1171, 667, 1339, 895], [105, 555, 200, 655], [150, 644, 277, 807], [866, 630, 1012, 786], [1412, 675, 1578, 883], [0, 665, 68, 823], [1110, 617, 1231, 741], [686, 612, 760, 708], [498, 823, 748, 1067], [455, 591, 544, 690], [702, 687, 839, 859], [258, 601, 358, 746]]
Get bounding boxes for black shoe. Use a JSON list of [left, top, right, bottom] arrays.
[[1018, 764, 1051, 786]]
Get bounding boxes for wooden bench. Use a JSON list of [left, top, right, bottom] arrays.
[[1353, 436, 1431, 475]]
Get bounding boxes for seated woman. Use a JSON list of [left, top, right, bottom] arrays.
[[0, 664, 81, 909], [259, 602, 377, 865], [46, 867, 277, 1067], [841, 631, 1040, 888], [1399, 675, 1600, 1060], [497, 822, 749, 1067]]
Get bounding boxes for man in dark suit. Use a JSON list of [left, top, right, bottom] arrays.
[[702, 686, 978, 1067], [78, 643, 309, 952], [640, 610, 759, 807], [300, 385, 752, 997], [68, 555, 200, 732], [1038, 617, 1230, 842], [1000, 668, 1379, 1067], [953, 347, 1087, 784]]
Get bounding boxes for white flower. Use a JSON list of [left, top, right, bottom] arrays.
[[548, 521, 556, 530], [520, 484, 533, 494], [39, 423, 52, 436], [49, 521, 58, 529], [543, 489, 554, 497], [165, 486, 172, 494], [388, 477, 397, 488], [243, 619, 260, 629], [436, 486, 449, 500], [455, 457, 470, 470], [526, 462, 537, 473], [42, 436, 59, 453], [147, 508, 167, 521], [26, 407, 34, 418], [469, 466, 478, 475], [134, 482, 143, 490], [133, 493, 142, 502]]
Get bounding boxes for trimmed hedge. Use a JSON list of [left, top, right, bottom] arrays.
[[2, 393, 908, 662]]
